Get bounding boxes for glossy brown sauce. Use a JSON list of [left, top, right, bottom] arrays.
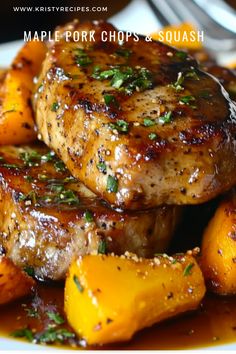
[[1, 203, 236, 349], [1, 283, 236, 350]]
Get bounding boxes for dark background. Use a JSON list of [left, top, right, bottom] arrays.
[[0, 0, 131, 43]]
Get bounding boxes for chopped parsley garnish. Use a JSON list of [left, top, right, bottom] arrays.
[[75, 48, 92, 67], [0, 156, 20, 169], [106, 175, 118, 193], [143, 112, 173, 127], [73, 275, 84, 292], [186, 69, 199, 80], [11, 328, 34, 342], [19, 191, 37, 204], [179, 95, 196, 104], [103, 94, 119, 108], [41, 151, 55, 162], [24, 175, 34, 182], [108, 119, 129, 134], [37, 328, 75, 344], [47, 312, 65, 325], [96, 162, 107, 173], [19, 188, 80, 207], [51, 102, 59, 112], [115, 47, 132, 58], [25, 307, 39, 318], [93, 65, 101, 74], [183, 263, 194, 276], [170, 72, 185, 91], [199, 90, 211, 99], [143, 118, 156, 127], [170, 69, 199, 92], [2, 163, 19, 169], [98, 239, 107, 254], [24, 266, 35, 277], [92, 68, 118, 80], [54, 160, 66, 172], [47, 182, 64, 193], [149, 132, 157, 140], [20, 150, 42, 167], [56, 190, 80, 206], [63, 176, 77, 183], [84, 210, 94, 223], [159, 111, 172, 125], [19, 149, 64, 171], [92, 66, 153, 95], [12, 326, 75, 345], [179, 95, 196, 109], [175, 51, 187, 60]]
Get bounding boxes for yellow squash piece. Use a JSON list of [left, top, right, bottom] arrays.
[[0, 256, 35, 304], [65, 253, 205, 345], [201, 191, 236, 295], [0, 40, 47, 145]]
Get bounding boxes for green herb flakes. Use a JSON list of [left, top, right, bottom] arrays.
[[73, 275, 84, 293], [186, 70, 199, 80], [11, 328, 34, 342], [92, 66, 152, 95], [84, 210, 94, 223], [96, 162, 107, 173], [25, 307, 39, 318], [143, 118, 156, 127], [108, 119, 129, 134], [98, 239, 107, 254], [37, 328, 75, 344], [170, 72, 185, 92], [19, 190, 37, 204], [115, 47, 132, 58], [24, 266, 35, 277], [2, 163, 20, 169], [106, 175, 118, 193], [75, 48, 92, 67], [103, 94, 119, 108], [159, 111, 172, 125], [47, 312, 65, 325], [148, 132, 157, 140], [183, 263, 194, 276], [199, 90, 210, 99], [175, 51, 187, 60], [20, 150, 41, 167], [24, 175, 34, 182], [41, 151, 55, 162], [51, 102, 59, 112], [57, 190, 80, 206], [54, 160, 66, 172], [179, 95, 195, 104]]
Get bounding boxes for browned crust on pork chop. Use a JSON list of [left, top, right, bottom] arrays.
[[34, 20, 236, 209]]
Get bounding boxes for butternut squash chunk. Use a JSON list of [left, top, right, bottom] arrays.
[[0, 256, 35, 304], [0, 40, 47, 145], [201, 191, 236, 295], [65, 253, 205, 345]]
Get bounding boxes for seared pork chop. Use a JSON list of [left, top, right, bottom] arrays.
[[0, 144, 180, 280], [34, 20, 236, 210]]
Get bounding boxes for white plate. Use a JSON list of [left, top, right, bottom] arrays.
[[0, 1, 236, 350]]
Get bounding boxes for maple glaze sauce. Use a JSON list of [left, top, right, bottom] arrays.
[[1, 204, 236, 349], [1, 283, 236, 350]]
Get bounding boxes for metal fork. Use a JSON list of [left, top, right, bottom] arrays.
[[147, 0, 236, 54]]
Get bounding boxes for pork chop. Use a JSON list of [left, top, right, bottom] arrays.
[[34, 20, 236, 209], [0, 144, 180, 280]]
